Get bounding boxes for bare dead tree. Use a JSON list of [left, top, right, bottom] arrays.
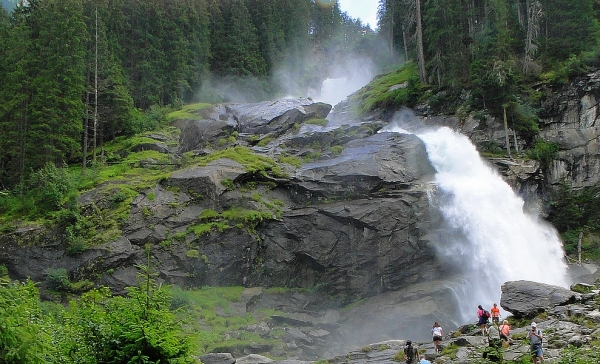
[[401, 0, 426, 82], [93, 6, 99, 163], [415, 0, 426, 82], [523, 0, 543, 74]]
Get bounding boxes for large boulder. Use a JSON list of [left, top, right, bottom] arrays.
[[294, 132, 435, 197], [165, 159, 247, 201], [227, 98, 331, 136], [500, 280, 580, 318]]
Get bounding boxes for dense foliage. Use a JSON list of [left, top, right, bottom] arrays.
[[0, 257, 195, 364], [377, 0, 600, 132], [548, 182, 600, 261], [378, 0, 600, 88]]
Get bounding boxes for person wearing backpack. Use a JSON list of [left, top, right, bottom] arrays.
[[527, 322, 544, 364], [403, 340, 419, 364], [477, 305, 490, 336]]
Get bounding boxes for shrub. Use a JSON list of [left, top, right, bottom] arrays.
[[186, 249, 200, 259], [527, 139, 559, 171], [27, 162, 75, 215], [329, 145, 344, 155], [200, 209, 219, 220], [45, 268, 71, 292], [221, 178, 235, 190], [277, 155, 303, 167], [0, 279, 51, 363]]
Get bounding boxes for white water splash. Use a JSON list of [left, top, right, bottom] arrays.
[[384, 115, 568, 322], [313, 57, 375, 107]]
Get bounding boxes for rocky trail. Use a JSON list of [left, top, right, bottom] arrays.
[[199, 279, 600, 364]]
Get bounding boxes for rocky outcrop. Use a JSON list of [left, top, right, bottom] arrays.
[[406, 70, 600, 202], [178, 99, 332, 152], [537, 70, 600, 188], [500, 280, 580, 318], [0, 97, 442, 300], [192, 279, 600, 363]]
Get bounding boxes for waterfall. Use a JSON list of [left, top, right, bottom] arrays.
[[383, 111, 568, 323]]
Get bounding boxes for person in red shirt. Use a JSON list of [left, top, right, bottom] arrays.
[[490, 303, 501, 325]]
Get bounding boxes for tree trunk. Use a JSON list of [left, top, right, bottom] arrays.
[[93, 6, 98, 163], [523, 0, 542, 74], [503, 106, 511, 158], [402, 23, 409, 63], [415, 0, 426, 82], [82, 90, 89, 171]]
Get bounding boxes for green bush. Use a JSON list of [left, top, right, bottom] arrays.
[[527, 139, 559, 171], [186, 249, 200, 258], [0, 279, 52, 363], [221, 178, 235, 190], [556, 345, 600, 364], [45, 268, 71, 292]]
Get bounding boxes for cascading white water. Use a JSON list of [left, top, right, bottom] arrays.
[[383, 113, 568, 322]]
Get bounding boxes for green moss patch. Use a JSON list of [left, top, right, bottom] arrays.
[[166, 103, 211, 121], [350, 62, 422, 115], [189, 147, 287, 178], [305, 118, 328, 126]]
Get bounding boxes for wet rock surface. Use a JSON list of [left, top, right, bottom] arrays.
[[195, 280, 600, 363], [1, 98, 441, 301]]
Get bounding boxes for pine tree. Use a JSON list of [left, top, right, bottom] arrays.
[[25, 0, 86, 171], [209, 0, 266, 77]]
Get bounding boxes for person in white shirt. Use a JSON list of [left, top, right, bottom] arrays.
[[431, 322, 443, 353]]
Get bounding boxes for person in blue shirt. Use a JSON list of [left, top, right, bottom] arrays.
[[419, 355, 431, 364]]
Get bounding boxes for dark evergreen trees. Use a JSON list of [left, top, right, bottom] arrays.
[[209, 0, 266, 77], [26, 0, 86, 170], [0, 0, 85, 186], [539, 0, 600, 63]]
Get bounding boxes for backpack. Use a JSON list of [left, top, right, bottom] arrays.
[[483, 310, 491, 319], [404, 346, 418, 362]]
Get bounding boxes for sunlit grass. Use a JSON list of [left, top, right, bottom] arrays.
[[166, 103, 211, 121]]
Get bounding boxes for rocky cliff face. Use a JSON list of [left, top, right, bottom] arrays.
[[0, 98, 444, 302], [416, 70, 600, 201]]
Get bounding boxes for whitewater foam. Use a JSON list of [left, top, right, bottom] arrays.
[[384, 115, 568, 322]]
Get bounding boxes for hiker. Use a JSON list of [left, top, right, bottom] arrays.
[[490, 303, 500, 325], [527, 322, 544, 364], [431, 322, 443, 353], [477, 305, 489, 335], [404, 340, 419, 364], [419, 355, 431, 364], [499, 319, 511, 346]]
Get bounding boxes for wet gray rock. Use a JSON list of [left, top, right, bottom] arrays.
[[236, 354, 274, 364], [166, 159, 246, 200], [199, 353, 236, 364], [500, 280, 580, 318], [227, 99, 331, 136], [130, 142, 169, 154]]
